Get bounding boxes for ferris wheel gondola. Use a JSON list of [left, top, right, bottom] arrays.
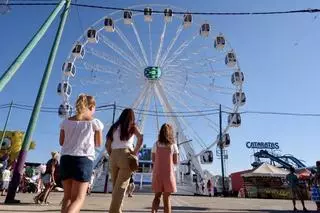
[[104, 18, 115, 32], [144, 7, 152, 22], [231, 70, 244, 86], [57, 82, 72, 97], [124, 10, 133, 24], [217, 133, 231, 148], [164, 8, 173, 23], [183, 13, 192, 28], [87, 28, 99, 43], [200, 23, 210, 37], [214, 33, 226, 50], [228, 113, 241, 127], [225, 51, 237, 67], [233, 92, 246, 106], [58, 103, 72, 118], [62, 62, 76, 77], [72, 42, 85, 59]]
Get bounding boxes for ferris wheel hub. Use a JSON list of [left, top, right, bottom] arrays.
[[144, 66, 162, 80]]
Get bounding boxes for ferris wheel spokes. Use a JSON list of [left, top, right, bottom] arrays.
[[137, 84, 153, 132], [154, 22, 168, 66], [86, 48, 142, 78], [162, 86, 220, 133], [154, 81, 204, 177], [162, 34, 198, 69], [148, 23, 153, 65], [132, 83, 150, 109], [159, 24, 184, 67], [163, 86, 220, 130], [99, 34, 141, 70], [131, 23, 149, 66], [115, 27, 146, 67]]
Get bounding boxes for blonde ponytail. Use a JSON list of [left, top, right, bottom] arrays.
[[75, 94, 96, 115]]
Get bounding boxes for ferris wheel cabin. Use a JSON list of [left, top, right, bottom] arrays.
[[233, 92, 246, 106], [228, 113, 241, 127], [57, 82, 72, 97], [124, 10, 133, 25], [87, 28, 99, 43], [200, 23, 210, 37], [214, 34, 226, 50], [58, 103, 72, 118], [200, 150, 214, 164], [104, 18, 115, 32], [217, 133, 231, 148], [183, 13, 192, 28], [144, 7, 152, 22], [164, 8, 173, 23], [144, 66, 162, 80], [225, 51, 237, 67], [231, 70, 244, 86], [72, 43, 85, 59], [63, 62, 76, 77]]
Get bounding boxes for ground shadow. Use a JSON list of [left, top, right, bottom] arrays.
[[0, 202, 37, 206]]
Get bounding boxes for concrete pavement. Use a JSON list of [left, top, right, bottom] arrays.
[[0, 192, 318, 212]]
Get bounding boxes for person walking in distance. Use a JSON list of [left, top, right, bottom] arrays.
[[34, 152, 59, 204], [59, 94, 104, 213], [1, 166, 11, 196], [151, 123, 179, 213], [207, 179, 213, 197], [286, 167, 307, 212], [106, 108, 143, 213], [127, 174, 135, 198]]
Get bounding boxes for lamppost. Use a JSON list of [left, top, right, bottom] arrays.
[[219, 104, 226, 196]]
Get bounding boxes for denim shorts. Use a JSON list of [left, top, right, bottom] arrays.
[[60, 155, 93, 182]]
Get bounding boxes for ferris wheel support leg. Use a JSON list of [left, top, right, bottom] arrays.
[[154, 82, 204, 179], [137, 84, 152, 132], [0, 0, 66, 92], [5, 0, 72, 203]]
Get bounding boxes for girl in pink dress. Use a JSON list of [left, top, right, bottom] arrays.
[[151, 123, 179, 213]]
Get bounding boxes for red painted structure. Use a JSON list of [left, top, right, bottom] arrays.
[[229, 169, 252, 195]]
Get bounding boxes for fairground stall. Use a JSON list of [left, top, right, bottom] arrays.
[[241, 163, 292, 199]]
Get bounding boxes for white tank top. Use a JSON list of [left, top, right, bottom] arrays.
[[111, 127, 134, 150]]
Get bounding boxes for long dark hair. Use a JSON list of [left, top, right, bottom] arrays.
[[107, 108, 135, 141], [158, 123, 174, 146]]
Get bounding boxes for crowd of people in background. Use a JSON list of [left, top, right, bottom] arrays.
[[1, 93, 320, 213]]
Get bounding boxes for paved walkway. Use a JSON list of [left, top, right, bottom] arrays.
[[0, 192, 318, 212]]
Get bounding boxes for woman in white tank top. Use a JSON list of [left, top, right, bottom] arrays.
[[106, 108, 143, 213]]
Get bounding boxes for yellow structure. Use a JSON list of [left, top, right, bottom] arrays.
[[0, 131, 36, 166]]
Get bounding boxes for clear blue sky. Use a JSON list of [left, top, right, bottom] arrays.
[[0, 0, 320, 175]]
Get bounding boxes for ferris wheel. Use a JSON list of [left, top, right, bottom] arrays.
[[57, 4, 246, 179]]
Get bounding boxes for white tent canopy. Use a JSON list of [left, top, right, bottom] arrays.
[[242, 163, 289, 178]]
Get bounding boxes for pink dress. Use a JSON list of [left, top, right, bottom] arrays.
[[152, 142, 177, 193]]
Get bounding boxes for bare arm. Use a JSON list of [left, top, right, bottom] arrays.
[[152, 153, 156, 163], [133, 126, 143, 155], [173, 153, 179, 165], [59, 129, 65, 146], [51, 162, 56, 184], [94, 130, 103, 148], [106, 137, 112, 156]]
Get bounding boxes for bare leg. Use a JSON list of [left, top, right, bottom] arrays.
[[292, 198, 296, 209], [61, 179, 72, 213], [128, 183, 135, 197], [67, 180, 89, 213], [163, 192, 171, 213], [44, 184, 55, 203], [316, 202, 320, 211], [152, 192, 162, 213]]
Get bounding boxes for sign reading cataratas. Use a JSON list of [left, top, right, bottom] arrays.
[[246, 141, 280, 150]]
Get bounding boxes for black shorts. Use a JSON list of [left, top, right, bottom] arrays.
[[60, 155, 93, 182]]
